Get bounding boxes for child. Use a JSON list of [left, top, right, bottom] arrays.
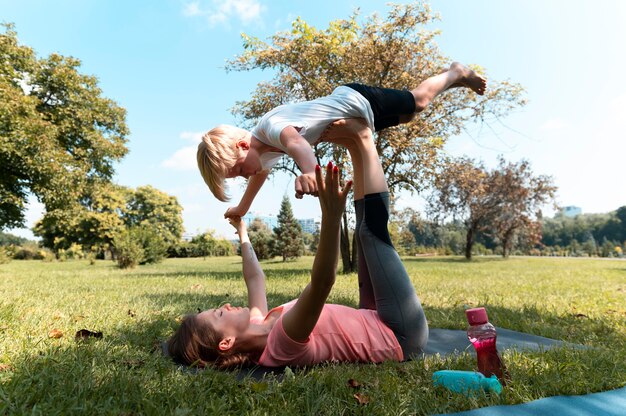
[[197, 62, 486, 219], [168, 119, 428, 368]]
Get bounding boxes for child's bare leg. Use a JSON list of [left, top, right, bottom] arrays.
[[400, 62, 487, 123], [320, 118, 387, 198]]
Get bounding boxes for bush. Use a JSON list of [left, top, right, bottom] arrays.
[[113, 229, 144, 269], [0, 247, 10, 264], [12, 244, 48, 260], [134, 226, 168, 264], [113, 225, 168, 268]]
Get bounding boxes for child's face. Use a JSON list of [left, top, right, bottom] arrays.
[[226, 148, 262, 179]]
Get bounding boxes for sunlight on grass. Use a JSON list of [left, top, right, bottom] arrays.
[[1, 257, 624, 414]]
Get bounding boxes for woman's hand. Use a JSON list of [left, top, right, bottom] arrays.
[[228, 217, 248, 241], [315, 161, 353, 224]]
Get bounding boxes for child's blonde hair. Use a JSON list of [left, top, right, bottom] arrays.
[[197, 125, 250, 202]]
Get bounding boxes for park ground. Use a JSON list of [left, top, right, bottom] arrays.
[[1, 256, 625, 415]]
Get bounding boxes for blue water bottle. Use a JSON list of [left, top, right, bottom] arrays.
[[432, 370, 502, 396]]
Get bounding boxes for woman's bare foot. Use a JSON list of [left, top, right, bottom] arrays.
[[449, 62, 487, 95]]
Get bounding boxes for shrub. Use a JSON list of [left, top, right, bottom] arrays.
[[113, 225, 168, 268], [134, 225, 168, 264], [113, 229, 145, 269], [0, 248, 10, 264]]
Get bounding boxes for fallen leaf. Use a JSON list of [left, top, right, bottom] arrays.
[[73, 315, 85, 322], [353, 393, 370, 405], [191, 284, 202, 290], [347, 379, 362, 389], [75, 329, 103, 341], [48, 329, 63, 338], [573, 313, 589, 319], [0, 363, 12, 372], [251, 381, 268, 393]]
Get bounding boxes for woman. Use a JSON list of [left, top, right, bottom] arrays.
[[168, 118, 428, 369]]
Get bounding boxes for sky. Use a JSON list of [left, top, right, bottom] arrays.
[[3, 0, 626, 240]]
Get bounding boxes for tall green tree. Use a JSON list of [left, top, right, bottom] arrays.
[[34, 181, 127, 256], [248, 218, 274, 260], [225, 2, 525, 271], [0, 24, 128, 230], [274, 195, 304, 261], [124, 185, 183, 246]]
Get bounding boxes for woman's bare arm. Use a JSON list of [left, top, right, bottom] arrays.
[[281, 162, 352, 341], [229, 217, 268, 318]]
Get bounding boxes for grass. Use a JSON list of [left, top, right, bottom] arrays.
[[0, 256, 625, 415]]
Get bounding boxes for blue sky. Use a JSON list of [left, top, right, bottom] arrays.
[[3, 0, 626, 239]]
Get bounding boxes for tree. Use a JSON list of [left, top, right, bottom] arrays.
[[124, 185, 183, 247], [34, 181, 127, 257], [273, 195, 304, 261], [248, 218, 274, 260], [225, 3, 525, 271], [0, 24, 128, 230], [430, 157, 556, 259], [487, 158, 556, 257], [34, 183, 183, 258], [428, 157, 494, 259]]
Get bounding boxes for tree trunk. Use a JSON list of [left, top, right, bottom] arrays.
[[465, 226, 475, 260], [340, 213, 355, 273]]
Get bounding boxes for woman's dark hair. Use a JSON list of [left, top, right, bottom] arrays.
[[167, 314, 253, 369]]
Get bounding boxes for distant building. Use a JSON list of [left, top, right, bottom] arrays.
[[561, 206, 582, 218], [243, 212, 318, 233], [297, 218, 319, 234]]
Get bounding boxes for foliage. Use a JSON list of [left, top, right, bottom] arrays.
[[485, 158, 556, 257], [428, 156, 556, 259], [0, 231, 33, 246], [226, 2, 526, 271], [132, 225, 168, 265], [34, 183, 183, 259], [112, 228, 144, 269], [124, 185, 183, 247], [273, 195, 304, 261], [0, 257, 625, 414], [0, 24, 128, 230], [248, 218, 275, 260]]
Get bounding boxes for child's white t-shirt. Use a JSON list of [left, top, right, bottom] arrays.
[[250, 86, 375, 170]]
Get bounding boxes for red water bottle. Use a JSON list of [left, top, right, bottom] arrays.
[[466, 307, 509, 384]]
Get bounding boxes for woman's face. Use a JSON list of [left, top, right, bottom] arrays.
[[196, 303, 251, 338]]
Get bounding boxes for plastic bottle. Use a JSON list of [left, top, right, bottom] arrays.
[[465, 307, 509, 384], [432, 370, 502, 396]]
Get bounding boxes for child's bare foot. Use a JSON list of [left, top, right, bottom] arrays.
[[449, 62, 487, 95]]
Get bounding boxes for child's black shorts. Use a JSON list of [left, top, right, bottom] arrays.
[[344, 83, 416, 131]]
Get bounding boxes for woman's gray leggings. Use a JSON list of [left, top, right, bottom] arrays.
[[355, 193, 428, 359]]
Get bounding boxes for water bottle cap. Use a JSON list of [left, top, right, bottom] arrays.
[[466, 307, 489, 325]]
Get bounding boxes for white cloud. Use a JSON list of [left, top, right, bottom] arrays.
[[539, 118, 567, 131], [161, 146, 197, 171], [182, 0, 264, 26], [179, 131, 203, 143]]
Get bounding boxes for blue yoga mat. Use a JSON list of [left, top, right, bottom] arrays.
[[437, 385, 626, 416]]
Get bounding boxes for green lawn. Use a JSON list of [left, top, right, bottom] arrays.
[[1, 256, 625, 415]]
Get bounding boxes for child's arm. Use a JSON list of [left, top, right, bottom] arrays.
[[279, 126, 318, 199], [281, 163, 352, 341], [228, 217, 268, 319], [224, 170, 270, 219]]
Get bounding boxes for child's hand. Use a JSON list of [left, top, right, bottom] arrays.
[[295, 173, 318, 199], [225, 206, 246, 219]]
